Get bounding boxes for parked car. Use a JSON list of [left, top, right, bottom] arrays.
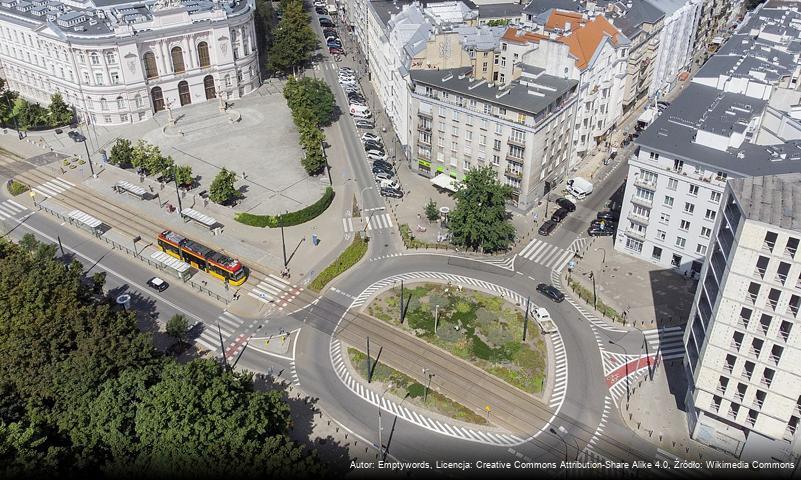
[[324, 27, 338, 35], [538, 219, 557, 236], [327, 39, 342, 47], [366, 151, 387, 161], [551, 208, 569, 223], [329, 47, 345, 55], [319, 19, 334, 27], [372, 159, 393, 171], [348, 93, 366, 101], [363, 141, 384, 150], [355, 119, 374, 129], [596, 210, 619, 221], [588, 225, 615, 236], [315, 6, 327, 14], [372, 164, 393, 176], [374, 171, 395, 182], [339, 66, 354, 73], [146, 276, 169, 292], [342, 85, 360, 93], [380, 187, 403, 198], [555, 197, 575, 212], [361, 132, 380, 142], [536, 283, 565, 303], [68, 130, 85, 142]]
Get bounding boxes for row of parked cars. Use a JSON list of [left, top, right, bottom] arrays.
[[538, 197, 576, 236], [338, 67, 374, 129], [588, 210, 619, 236], [315, 4, 344, 55]]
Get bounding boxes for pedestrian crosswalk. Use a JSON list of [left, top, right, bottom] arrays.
[[518, 238, 575, 270], [342, 216, 355, 233], [365, 212, 393, 231], [0, 199, 27, 220], [196, 310, 243, 353], [30, 177, 74, 199], [643, 326, 686, 361], [248, 274, 304, 310]]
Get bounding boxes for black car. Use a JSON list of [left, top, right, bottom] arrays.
[[538, 219, 557, 236], [319, 19, 334, 27], [597, 210, 619, 221], [315, 6, 327, 14], [372, 164, 393, 176], [536, 283, 565, 303], [551, 207, 569, 223], [364, 143, 384, 152], [380, 187, 403, 198], [555, 197, 575, 212], [588, 225, 615, 237], [373, 159, 392, 170], [67, 130, 85, 142]]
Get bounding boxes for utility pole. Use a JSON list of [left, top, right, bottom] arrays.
[[422, 368, 434, 404], [173, 164, 183, 214], [434, 304, 439, 335], [281, 221, 287, 268], [82, 138, 95, 177], [523, 295, 530, 342], [591, 271, 597, 310], [320, 140, 333, 186], [378, 383, 392, 460], [400, 280, 404, 323], [57, 235, 65, 256]]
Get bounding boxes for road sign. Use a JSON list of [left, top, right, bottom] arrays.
[[29, 190, 35, 197], [484, 405, 491, 412]]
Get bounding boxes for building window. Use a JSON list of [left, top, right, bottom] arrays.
[[493, 139, 502, 151], [465, 130, 473, 141], [452, 125, 459, 135], [705, 209, 716, 221], [673, 159, 684, 172], [652, 246, 662, 260], [120, 114, 128, 123], [171, 46, 185, 73], [104, 115, 112, 123], [110, 71, 119, 84], [696, 244, 707, 255], [451, 141, 458, 152], [664, 196, 674, 207], [94, 73, 103, 85], [452, 110, 459, 122], [116, 96, 124, 109], [684, 202, 695, 214], [90, 52, 99, 65], [135, 95, 143, 108], [105, 52, 116, 64], [625, 238, 643, 253], [143, 52, 158, 79], [479, 134, 486, 146], [710, 191, 721, 202], [659, 213, 670, 224], [689, 185, 699, 196], [100, 98, 108, 111], [680, 220, 691, 231], [701, 226, 711, 238], [492, 155, 500, 166], [676, 237, 686, 248], [667, 178, 678, 190]]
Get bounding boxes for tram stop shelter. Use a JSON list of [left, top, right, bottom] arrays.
[[67, 209, 104, 236], [150, 251, 191, 281], [113, 180, 148, 200], [181, 208, 222, 235]]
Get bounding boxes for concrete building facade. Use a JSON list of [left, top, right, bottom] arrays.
[[0, 0, 259, 126], [646, 0, 703, 98]]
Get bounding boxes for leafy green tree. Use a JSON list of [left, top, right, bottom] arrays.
[[47, 93, 73, 127], [109, 138, 134, 168], [253, 0, 275, 54], [131, 139, 158, 172], [165, 314, 188, 345], [12, 98, 49, 130], [0, 420, 60, 478], [174, 164, 193, 188], [448, 166, 515, 253], [284, 77, 335, 126], [209, 168, 240, 204], [91, 272, 106, 294], [267, 0, 317, 75], [0, 79, 18, 128], [425, 199, 439, 222], [18, 233, 38, 252]]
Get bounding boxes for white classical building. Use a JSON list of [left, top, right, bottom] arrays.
[[0, 0, 260, 126], [683, 173, 801, 459], [646, 0, 703, 98]]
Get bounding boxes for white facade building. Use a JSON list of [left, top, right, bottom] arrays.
[[646, 0, 702, 97], [0, 0, 260, 126], [408, 65, 578, 210], [683, 173, 801, 459]]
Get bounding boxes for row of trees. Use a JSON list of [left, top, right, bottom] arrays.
[[0, 235, 333, 477], [109, 138, 193, 187], [0, 79, 73, 130], [284, 77, 335, 175], [268, 0, 318, 76]]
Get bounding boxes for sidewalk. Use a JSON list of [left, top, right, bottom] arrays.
[[619, 357, 733, 463]]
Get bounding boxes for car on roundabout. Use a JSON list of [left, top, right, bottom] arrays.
[[536, 283, 565, 303]]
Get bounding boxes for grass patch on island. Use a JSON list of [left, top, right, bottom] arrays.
[[347, 348, 488, 425], [7, 180, 30, 196], [366, 283, 547, 394], [309, 236, 368, 291]]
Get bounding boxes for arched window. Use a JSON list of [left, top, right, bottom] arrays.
[[171, 46, 185, 73], [150, 87, 164, 112], [90, 52, 99, 65], [178, 80, 191, 106], [224, 74, 231, 87], [143, 52, 158, 79], [134, 94, 142, 108], [105, 51, 116, 64], [116, 96, 125, 109], [203, 75, 216, 100], [100, 98, 108, 111], [197, 41, 210, 68]]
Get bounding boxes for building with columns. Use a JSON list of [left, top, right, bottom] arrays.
[[0, 0, 260, 126]]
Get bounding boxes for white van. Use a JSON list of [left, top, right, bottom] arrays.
[[350, 105, 371, 118], [567, 177, 593, 200], [534, 307, 557, 334]]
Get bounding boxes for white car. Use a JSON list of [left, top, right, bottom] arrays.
[[361, 132, 380, 142], [367, 151, 387, 161], [374, 171, 394, 182]]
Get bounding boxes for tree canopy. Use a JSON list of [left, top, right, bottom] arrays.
[[109, 138, 134, 168], [448, 166, 515, 253], [284, 77, 335, 127], [0, 89, 72, 130], [0, 236, 333, 478], [267, 0, 317, 75], [209, 167, 240, 204]]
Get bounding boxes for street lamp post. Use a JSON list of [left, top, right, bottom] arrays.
[[172, 164, 183, 214], [81, 138, 95, 177], [595, 247, 607, 265], [422, 368, 434, 404], [434, 304, 439, 335], [549, 428, 569, 462]]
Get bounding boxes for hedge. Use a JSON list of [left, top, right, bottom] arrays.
[[7, 180, 30, 196], [309, 236, 368, 291], [235, 187, 334, 228]]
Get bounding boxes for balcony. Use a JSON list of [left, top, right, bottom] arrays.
[[731, 341, 742, 352], [417, 137, 431, 146], [627, 212, 650, 226], [626, 228, 647, 242], [631, 195, 653, 208], [417, 124, 432, 133], [507, 137, 526, 148], [506, 154, 524, 166], [504, 168, 523, 179], [418, 110, 433, 119], [760, 377, 772, 388], [633, 178, 657, 190]]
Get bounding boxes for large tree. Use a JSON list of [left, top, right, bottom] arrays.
[[448, 166, 515, 253], [267, 0, 317, 75], [284, 77, 335, 127], [47, 93, 73, 127], [209, 167, 240, 204], [109, 138, 134, 168]]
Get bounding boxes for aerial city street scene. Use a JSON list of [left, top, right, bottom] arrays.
[[1, 0, 800, 476]]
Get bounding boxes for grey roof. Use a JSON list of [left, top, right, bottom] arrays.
[[644, 0, 689, 16], [454, 24, 506, 50], [521, 0, 579, 16], [636, 82, 801, 178], [410, 66, 578, 116], [730, 173, 801, 231], [477, 2, 522, 19], [613, 0, 664, 38], [371, 0, 417, 26]]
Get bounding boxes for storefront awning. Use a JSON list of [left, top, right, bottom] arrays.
[[430, 173, 458, 192]]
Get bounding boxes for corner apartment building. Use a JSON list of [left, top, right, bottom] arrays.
[[408, 65, 578, 210], [615, 0, 801, 278], [683, 173, 801, 459]]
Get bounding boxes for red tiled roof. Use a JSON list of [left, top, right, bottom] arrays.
[[501, 27, 549, 44], [556, 15, 622, 70]]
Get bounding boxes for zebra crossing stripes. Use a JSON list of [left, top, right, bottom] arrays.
[[329, 339, 525, 447], [643, 326, 685, 360], [248, 274, 303, 310], [31, 177, 74, 199], [568, 236, 591, 256], [342, 217, 355, 233], [518, 239, 575, 270], [195, 311, 243, 353], [550, 333, 568, 409], [365, 213, 393, 231], [551, 268, 628, 334], [0, 199, 27, 220]]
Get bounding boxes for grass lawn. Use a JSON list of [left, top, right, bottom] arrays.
[[347, 348, 488, 425], [367, 283, 546, 394], [309, 236, 368, 291]]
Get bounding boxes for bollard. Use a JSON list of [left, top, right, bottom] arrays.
[[637, 422, 641, 429]]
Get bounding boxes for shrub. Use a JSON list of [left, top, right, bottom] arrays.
[[406, 382, 425, 399], [309, 236, 368, 291], [235, 187, 334, 228], [7, 180, 29, 196]]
